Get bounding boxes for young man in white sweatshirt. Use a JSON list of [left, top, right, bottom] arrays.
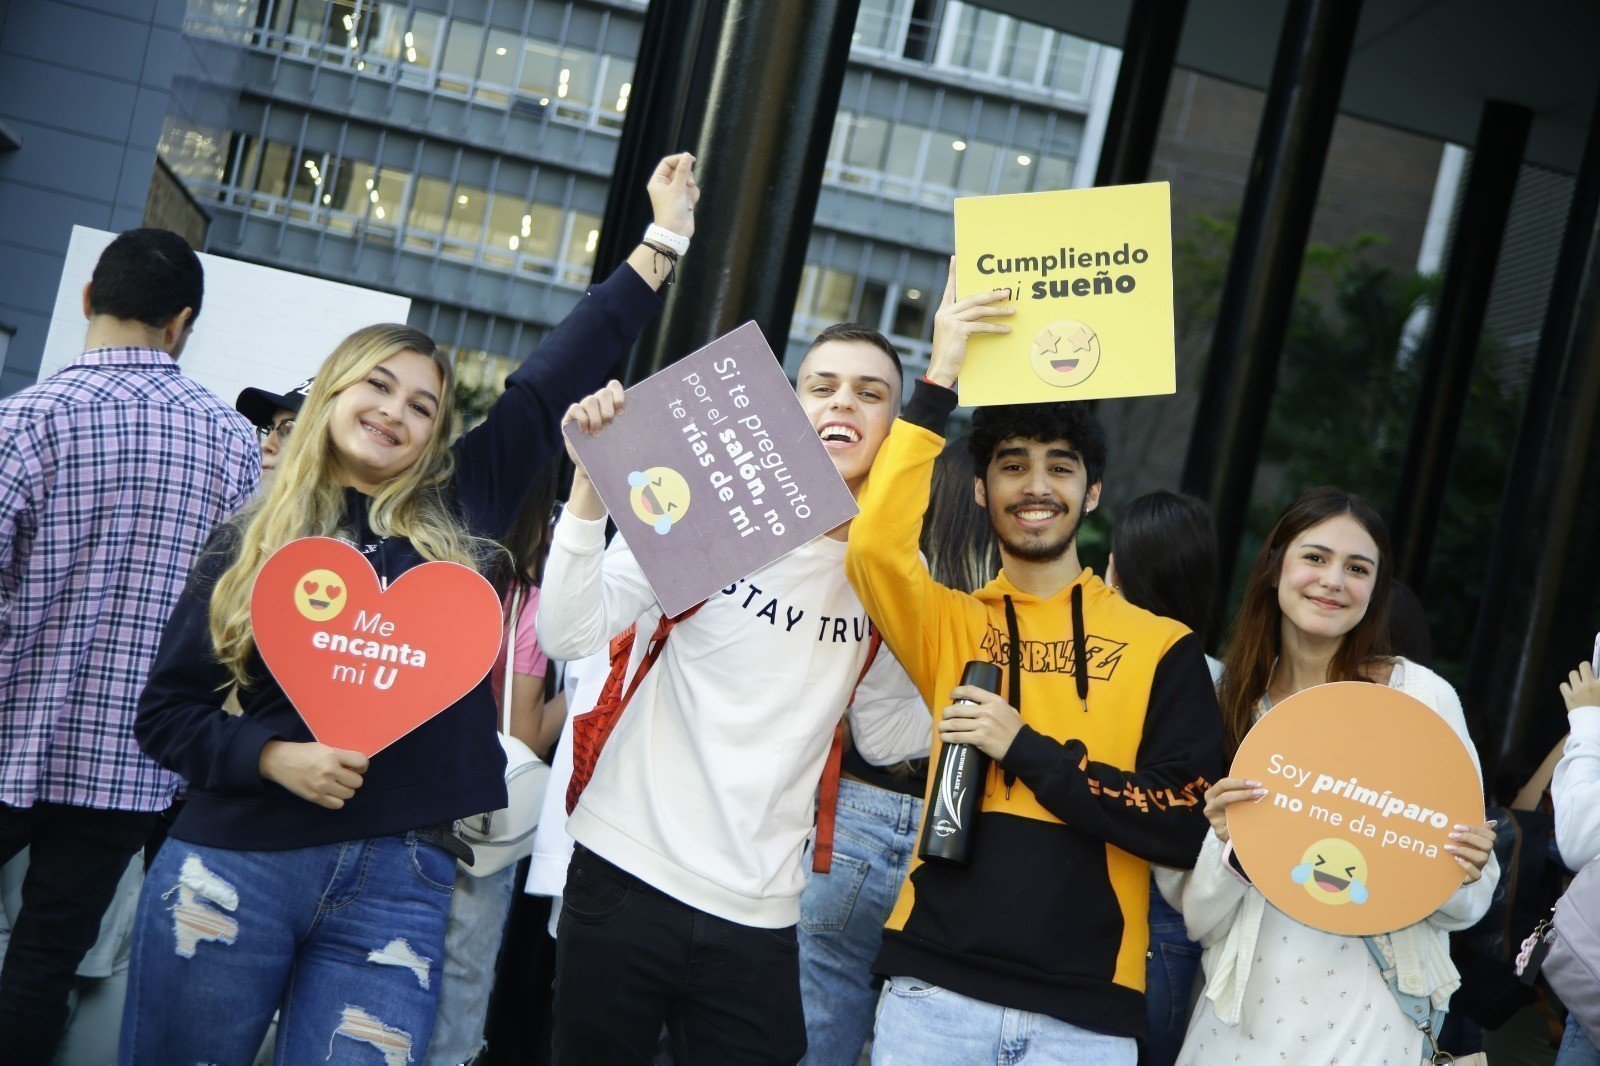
[[538, 324, 928, 1064]]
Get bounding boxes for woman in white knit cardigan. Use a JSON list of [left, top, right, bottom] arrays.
[[1165, 487, 1499, 1065]]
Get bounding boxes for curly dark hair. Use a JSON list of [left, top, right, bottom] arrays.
[[967, 402, 1107, 486]]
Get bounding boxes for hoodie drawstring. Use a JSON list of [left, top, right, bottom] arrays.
[[999, 582, 1092, 793], [1071, 584, 1089, 713], [1003, 594, 1022, 795]]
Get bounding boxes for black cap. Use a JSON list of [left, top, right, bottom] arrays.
[[236, 378, 314, 428]]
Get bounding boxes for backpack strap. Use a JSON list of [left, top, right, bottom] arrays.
[[1363, 936, 1448, 1060], [500, 584, 523, 738], [565, 600, 704, 814], [813, 628, 884, 875]]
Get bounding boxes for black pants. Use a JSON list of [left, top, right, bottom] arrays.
[[551, 846, 807, 1065], [0, 802, 158, 1066]]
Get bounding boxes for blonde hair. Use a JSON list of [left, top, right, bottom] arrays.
[[209, 323, 498, 686]]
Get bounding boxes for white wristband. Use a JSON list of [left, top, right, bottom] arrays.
[[643, 223, 690, 257]]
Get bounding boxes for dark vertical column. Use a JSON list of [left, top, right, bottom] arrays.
[[1178, 0, 1363, 587], [589, 0, 862, 383], [1464, 85, 1600, 782], [588, 0, 720, 311], [1094, 0, 1190, 188], [1390, 102, 1530, 589]]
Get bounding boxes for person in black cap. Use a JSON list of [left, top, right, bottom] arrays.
[[236, 379, 312, 478]]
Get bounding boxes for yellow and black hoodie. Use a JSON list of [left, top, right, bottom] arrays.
[[845, 380, 1225, 1040]]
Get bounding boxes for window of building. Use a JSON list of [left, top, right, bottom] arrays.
[[1001, 22, 1048, 84], [399, 11, 445, 82], [955, 138, 998, 196], [476, 29, 521, 105], [562, 211, 602, 284], [803, 266, 857, 324], [325, 158, 375, 232], [252, 140, 295, 205], [517, 37, 562, 105], [892, 284, 930, 340], [278, 0, 332, 44], [444, 183, 489, 250], [934, 2, 1096, 100], [1047, 35, 1092, 95], [288, 149, 330, 220], [406, 175, 452, 247], [882, 123, 924, 186], [358, 2, 406, 65], [996, 150, 1033, 194], [482, 192, 528, 269], [598, 56, 635, 129], [519, 202, 565, 267], [853, 0, 909, 55], [554, 51, 597, 114], [922, 135, 963, 195], [857, 280, 888, 331], [366, 166, 405, 236], [947, 6, 1003, 74], [438, 21, 483, 95], [1035, 154, 1072, 193], [158, 116, 231, 186]]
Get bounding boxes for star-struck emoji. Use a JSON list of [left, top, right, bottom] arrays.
[[1034, 327, 1060, 356]]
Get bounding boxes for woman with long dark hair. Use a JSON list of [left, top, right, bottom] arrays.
[[1172, 487, 1498, 1063], [1105, 491, 1219, 1065]]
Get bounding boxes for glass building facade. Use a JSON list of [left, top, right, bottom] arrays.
[[161, 0, 1113, 394]]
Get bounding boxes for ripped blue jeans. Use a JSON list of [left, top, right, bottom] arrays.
[[118, 833, 454, 1065]]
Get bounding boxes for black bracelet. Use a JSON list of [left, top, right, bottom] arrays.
[[642, 240, 679, 284]]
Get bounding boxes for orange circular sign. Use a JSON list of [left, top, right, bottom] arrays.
[[1226, 682, 1485, 935]]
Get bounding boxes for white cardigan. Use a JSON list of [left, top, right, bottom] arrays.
[[1158, 658, 1500, 1025], [1553, 703, 1600, 870]]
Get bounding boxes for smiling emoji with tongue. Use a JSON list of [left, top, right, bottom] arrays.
[[628, 466, 691, 535], [1292, 837, 1370, 906]]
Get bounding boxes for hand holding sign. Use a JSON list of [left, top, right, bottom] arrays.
[[1225, 682, 1488, 935], [562, 323, 859, 617], [251, 537, 502, 757], [259, 740, 369, 809], [924, 258, 1016, 389], [953, 182, 1175, 406]]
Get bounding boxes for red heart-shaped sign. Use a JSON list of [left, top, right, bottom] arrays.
[[251, 537, 502, 755]]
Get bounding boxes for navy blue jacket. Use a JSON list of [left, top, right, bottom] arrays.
[[135, 265, 660, 850]]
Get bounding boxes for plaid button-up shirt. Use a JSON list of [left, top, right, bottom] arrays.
[[0, 347, 260, 811]]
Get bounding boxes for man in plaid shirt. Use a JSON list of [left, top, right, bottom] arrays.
[[0, 229, 259, 1063]]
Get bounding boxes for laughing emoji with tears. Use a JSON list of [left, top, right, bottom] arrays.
[[1291, 837, 1370, 905]]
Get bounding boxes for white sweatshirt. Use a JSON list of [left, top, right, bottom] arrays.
[[1553, 704, 1600, 870], [537, 511, 927, 927]]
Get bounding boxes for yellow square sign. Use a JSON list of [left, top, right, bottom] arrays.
[[953, 182, 1175, 406]]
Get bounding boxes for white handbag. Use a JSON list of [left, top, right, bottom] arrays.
[[456, 585, 551, 876]]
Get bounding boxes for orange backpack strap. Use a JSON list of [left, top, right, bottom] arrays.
[[813, 627, 884, 874], [566, 601, 704, 814]]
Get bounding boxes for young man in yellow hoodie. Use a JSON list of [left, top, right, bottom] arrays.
[[846, 267, 1225, 1063]]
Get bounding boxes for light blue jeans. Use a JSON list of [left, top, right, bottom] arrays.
[[797, 779, 921, 1065], [426, 865, 516, 1065], [872, 977, 1137, 1065], [119, 833, 455, 1064], [1559, 1015, 1600, 1065]]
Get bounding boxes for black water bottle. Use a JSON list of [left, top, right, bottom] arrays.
[[918, 660, 1004, 866]]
